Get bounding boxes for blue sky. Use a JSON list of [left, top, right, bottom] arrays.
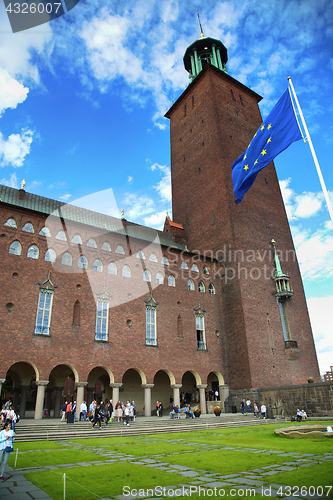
[[0, 0, 332, 375]]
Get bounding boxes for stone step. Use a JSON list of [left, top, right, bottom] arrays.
[[14, 415, 274, 442]]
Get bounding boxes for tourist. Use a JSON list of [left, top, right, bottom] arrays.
[[80, 401, 87, 421], [240, 399, 247, 415], [60, 401, 67, 422], [260, 403, 266, 419], [170, 405, 180, 419], [184, 404, 194, 419], [92, 404, 102, 429], [246, 399, 251, 413], [253, 401, 259, 418], [0, 420, 15, 480]]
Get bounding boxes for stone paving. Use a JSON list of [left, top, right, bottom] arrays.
[[0, 436, 332, 499]]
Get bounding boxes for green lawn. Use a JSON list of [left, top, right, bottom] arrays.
[[11, 422, 332, 500]]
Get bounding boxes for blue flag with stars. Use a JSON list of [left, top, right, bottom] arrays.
[[230, 89, 303, 204]]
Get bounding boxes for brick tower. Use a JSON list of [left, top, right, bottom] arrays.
[[165, 33, 320, 390]]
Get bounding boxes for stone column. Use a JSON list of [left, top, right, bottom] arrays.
[[110, 383, 122, 405], [142, 384, 154, 417], [75, 382, 88, 421], [45, 388, 53, 417], [219, 385, 229, 413], [197, 384, 208, 414], [13, 387, 20, 410], [171, 384, 182, 408], [0, 379, 5, 398], [86, 387, 94, 409], [19, 385, 30, 418], [34, 381, 49, 420], [54, 387, 63, 420]]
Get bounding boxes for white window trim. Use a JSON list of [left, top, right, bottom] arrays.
[[196, 313, 206, 350], [146, 306, 157, 346], [95, 299, 109, 341]]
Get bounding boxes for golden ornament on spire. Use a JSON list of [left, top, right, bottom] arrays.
[[21, 178, 26, 190], [121, 208, 125, 219], [197, 11, 204, 38]]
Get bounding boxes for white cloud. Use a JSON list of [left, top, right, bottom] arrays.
[[307, 296, 333, 374], [144, 210, 168, 230], [0, 69, 29, 116], [151, 163, 171, 203], [127, 176, 133, 183], [279, 178, 325, 220], [122, 193, 155, 220], [292, 225, 333, 281], [0, 129, 33, 168], [59, 193, 72, 201], [0, 172, 18, 188]]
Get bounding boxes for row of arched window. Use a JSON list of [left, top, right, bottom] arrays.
[[4, 218, 209, 274]]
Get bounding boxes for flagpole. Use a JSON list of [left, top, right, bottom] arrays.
[[287, 77, 333, 226]]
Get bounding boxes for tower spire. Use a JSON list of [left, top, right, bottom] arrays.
[[197, 11, 204, 38]]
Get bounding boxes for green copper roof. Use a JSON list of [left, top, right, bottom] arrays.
[[0, 184, 185, 251]]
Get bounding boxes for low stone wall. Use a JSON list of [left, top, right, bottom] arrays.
[[227, 381, 333, 417]]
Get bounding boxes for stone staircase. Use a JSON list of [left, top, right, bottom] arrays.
[[14, 413, 279, 442]]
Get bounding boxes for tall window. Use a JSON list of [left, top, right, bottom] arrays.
[[146, 307, 157, 345], [168, 275, 175, 287], [93, 259, 103, 272], [27, 244, 39, 259], [9, 240, 21, 255], [156, 272, 164, 284], [62, 252, 72, 266], [95, 299, 109, 341], [122, 265, 131, 278], [162, 256, 169, 265], [78, 255, 88, 269], [35, 290, 53, 335], [198, 281, 205, 293], [143, 269, 151, 282], [209, 283, 216, 295], [108, 262, 117, 275], [196, 314, 206, 350], [45, 248, 56, 263]]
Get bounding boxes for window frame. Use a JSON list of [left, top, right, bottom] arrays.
[[146, 306, 157, 346], [35, 290, 54, 335], [9, 240, 22, 255], [27, 244, 39, 260], [95, 299, 109, 341], [62, 251, 72, 266], [196, 313, 207, 350]]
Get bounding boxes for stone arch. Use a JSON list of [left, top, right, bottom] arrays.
[[151, 369, 176, 412], [207, 371, 225, 400], [120, 368, 147, 415], [86, 366, 114, 406], [4, 361, 40, 418], [181, 370, 202, 406], [45, 364, 80, 418]]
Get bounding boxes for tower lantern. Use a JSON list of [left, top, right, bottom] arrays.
[[183, 36, 228, 82]]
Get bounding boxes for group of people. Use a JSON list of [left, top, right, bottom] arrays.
[[169, 403, 195, 419], [156, 401, 163, 417], [241, 399, 267, 419], [0, 401, 19, 431], [296, 409, 307, 422]]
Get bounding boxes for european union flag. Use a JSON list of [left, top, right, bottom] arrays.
[[230, 89, 303, 204]]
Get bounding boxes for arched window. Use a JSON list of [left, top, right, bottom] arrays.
[[122, 265, 131, 278], [45, 248, 56, 263], [162, 256, 169, 265], [191, 263, 199, 272], [116, 245, 125, 255], [87, 238, 97, 248], [101, 242, 111, 252], [156, 272, 164, 284], [143, 269, 151, 282], [168, 275, 176, 287], [209, 283, 216, 295], [62, 252, 72, 266], [203, 266, 209, 275], [4, 218, 17, 228], [78, 255, 88, 269], [188, 279, 195, 290], [198, 281, 205, 293], [71, 234, 82, 244], [39, 226, 51, 237], [9, 240, 21, 255], [181, 261, 188, 269], [149, 253, 158, 263], [56, 230, 67, 241], [93, 259, 103, 272], [108, 262, 117, 275], [27, 244, 39, 259], [73, 300, 80, 327], [137, 250, 145, 260], [22, 222, 34, 233]]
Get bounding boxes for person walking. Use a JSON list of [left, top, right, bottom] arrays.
[[0, 420, 15, 480], [92, 404, 102, 429], [60, 402, 67, 422], [260, 403, 266, 419]]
